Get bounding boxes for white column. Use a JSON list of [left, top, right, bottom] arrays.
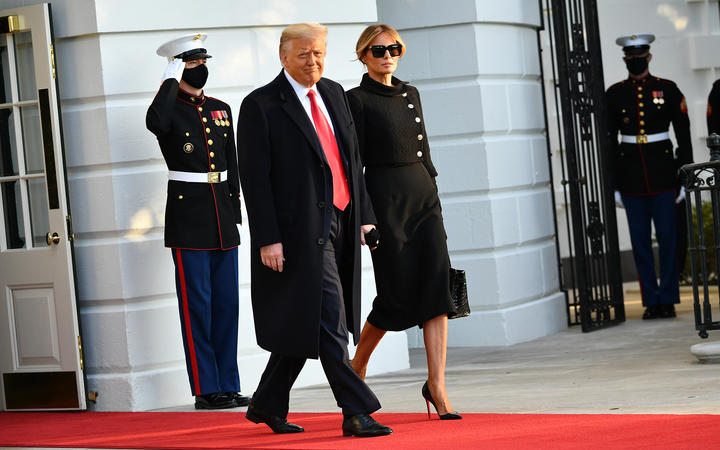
[[2, 0, 409, 411], [377, 0, 567, 347]]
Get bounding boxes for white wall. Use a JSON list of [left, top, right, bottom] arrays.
[[376, 0, 567, 348], [2, 0, 410, 411]]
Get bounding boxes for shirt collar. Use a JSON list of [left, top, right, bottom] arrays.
[[284, 69, 319, 100]]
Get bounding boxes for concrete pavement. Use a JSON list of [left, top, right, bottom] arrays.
[[158, 283, 720, 415]]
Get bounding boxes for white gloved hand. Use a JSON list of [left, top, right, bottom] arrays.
[[614, 191, 624, 209], [162, 58, 185, 83], [675, 186, 686, 204]]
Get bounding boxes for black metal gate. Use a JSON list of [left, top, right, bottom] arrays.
[[540, 0, 625, 331]]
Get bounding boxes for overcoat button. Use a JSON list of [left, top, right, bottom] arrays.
[[408, 104, 414, 109], [417, 134, 423, 140], [417, 151, 423, 157], [415, 117, 421, 123], [317, 238, 325, 245]]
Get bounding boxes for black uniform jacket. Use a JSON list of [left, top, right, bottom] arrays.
[[237, 71, 376, 359], [707, 79, 720, 135], [606, 75, 693, 195], [146, 79, 241, 249]]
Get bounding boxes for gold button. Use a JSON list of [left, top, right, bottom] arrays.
[[202, 117, 207, 123], [402, 92, 408, 97], [211, 164, 216, 169], [640, 120, 645, 125], [666, 149, 670, 154], [208, 139, 214, 145], [190, 97, 195, 102], [417, 151, 423, 157], [229, 193, 233, 196], [210, 152, 215, 157], [639, 111, 645, 117], [206, 128, 211, 133], [408, 104, 414, 109], [178, 195, 183, 200], [637, 87, 643, 91], [640, 129, 645, 134], [224, 133, 227, 137], [185, 132, 190, 137], [638, 102, 644, 108], [417, 134, 423, 140], [198, 107, 203, 112], [637, 94, 643, 99], [415, 117, 421, 123]]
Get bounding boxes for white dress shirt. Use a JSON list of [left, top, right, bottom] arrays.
[[283, 69, 336, 134]]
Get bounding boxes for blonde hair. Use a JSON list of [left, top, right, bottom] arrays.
[[355, 24, 406, 62], [280, 22, 328, 53]]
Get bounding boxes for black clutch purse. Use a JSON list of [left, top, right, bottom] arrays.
[[448, 267, 470, 319]]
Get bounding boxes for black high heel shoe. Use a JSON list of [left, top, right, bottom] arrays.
[[421, 381, 462, 420]]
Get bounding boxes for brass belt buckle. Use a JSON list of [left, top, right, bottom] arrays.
[[636, 134, 648, 144], [207, 172, 220, 183]]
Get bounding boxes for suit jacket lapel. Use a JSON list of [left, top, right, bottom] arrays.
[[276, 72, 326, 163], [317, 80, 350, 168]]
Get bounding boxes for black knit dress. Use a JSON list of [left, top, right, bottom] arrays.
[[347, 74, 454, 331]]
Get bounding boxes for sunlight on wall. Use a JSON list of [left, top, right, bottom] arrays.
[[125, 208, 157, 241], [657, 4, 688, 30]]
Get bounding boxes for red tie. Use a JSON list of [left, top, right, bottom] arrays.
[[307, 90, 350, 210]]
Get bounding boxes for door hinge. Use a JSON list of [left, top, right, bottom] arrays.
[[66, 215, 75, 242], [78, 335, 84, 371], [50, 44, 56, 79]]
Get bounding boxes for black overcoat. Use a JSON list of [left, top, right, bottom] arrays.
[[236, 71, 376, 359]]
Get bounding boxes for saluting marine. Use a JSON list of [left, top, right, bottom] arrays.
[[146, 33, 249, 409], [606, 34, 693, 319]]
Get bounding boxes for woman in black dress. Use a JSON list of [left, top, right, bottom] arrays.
[[347, 24, 460, 420]]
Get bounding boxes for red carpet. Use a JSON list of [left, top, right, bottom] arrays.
[[1, 411, 720, 449]]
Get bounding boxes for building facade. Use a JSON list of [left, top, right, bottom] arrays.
[[0, 0, 568, 411]]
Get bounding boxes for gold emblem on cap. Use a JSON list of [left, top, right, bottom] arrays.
[[631, 35, 637, 40], [194, 34, 202, 40]]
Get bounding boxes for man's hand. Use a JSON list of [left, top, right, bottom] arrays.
[[675, 186, 686, 204], [162, 58, 185, 83], [614, 191, 624, 209], [360, 224, 377, 250], [260, 242, 284, 272]]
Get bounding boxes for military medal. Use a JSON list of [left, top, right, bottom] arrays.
[[183, 142, 194, 153], [221, 110, 229, 127]]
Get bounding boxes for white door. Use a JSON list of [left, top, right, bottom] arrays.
[[0, 4, 85, 410]]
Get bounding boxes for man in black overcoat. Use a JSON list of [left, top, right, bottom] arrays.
[[236, 22, 392, 437]]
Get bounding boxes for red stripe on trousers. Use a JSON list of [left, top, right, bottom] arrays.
[[175, 248, 202, 395]]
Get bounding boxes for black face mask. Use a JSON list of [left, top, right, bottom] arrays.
[[625, 56, 648, 76], [182, 64, 208, 89]]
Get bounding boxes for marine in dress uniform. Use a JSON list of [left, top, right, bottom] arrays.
[[145, 33, 249, 409], [606, 34, 693, 319]]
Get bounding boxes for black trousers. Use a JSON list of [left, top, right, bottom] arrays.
[[251, 207, 381, 418]]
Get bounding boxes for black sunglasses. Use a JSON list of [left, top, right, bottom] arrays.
[[369, 44, 402, 58]]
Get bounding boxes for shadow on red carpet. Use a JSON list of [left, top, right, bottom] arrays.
[[1, 411, 720, 449]]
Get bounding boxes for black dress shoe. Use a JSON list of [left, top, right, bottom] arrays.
[[246, 404, 304, 434], [342, 414, 393, 437], [642, 306, 660, 320], [225, 392, 251, 407], [194, 392, 237, 410], [658, 304, 677, 318]]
